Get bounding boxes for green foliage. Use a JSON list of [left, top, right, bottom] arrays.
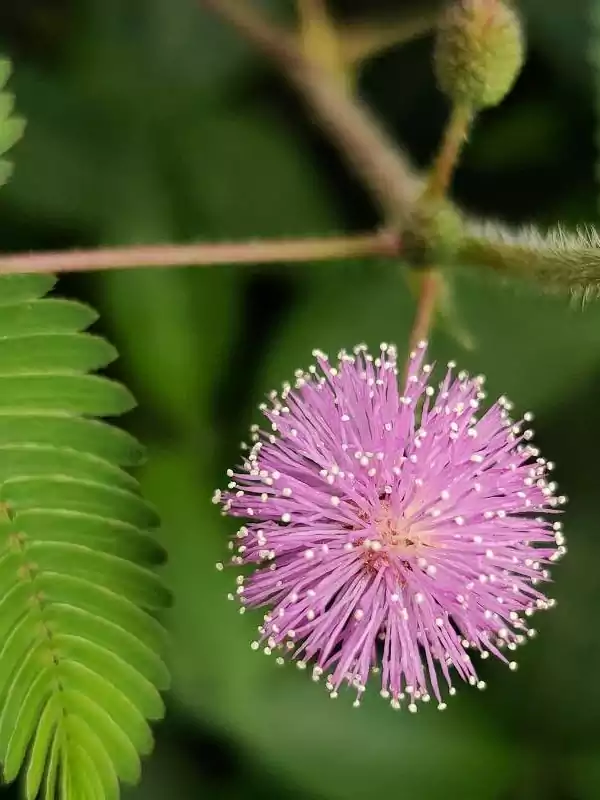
[[0, 273, 170, 798], [0, 59, 25, 189]]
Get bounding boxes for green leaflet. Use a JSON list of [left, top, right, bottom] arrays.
[[25, 694, 60, 799], [62, 718, 119, 800], [18, 509, 166, 565], [0, 416, 144, 467], [0, 271, 170, 798], [0, 333, 117, 375], [0, 299, 97, 336], [0, 58, 25, 188]]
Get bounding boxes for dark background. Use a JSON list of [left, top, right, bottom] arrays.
[[0, 0, 599, 798]]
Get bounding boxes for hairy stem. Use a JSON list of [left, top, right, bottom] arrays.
[[0, 232, 401, 275], [458, 224, 600, 294]]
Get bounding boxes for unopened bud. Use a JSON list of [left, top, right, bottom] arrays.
[[434, 0, 524, 110]]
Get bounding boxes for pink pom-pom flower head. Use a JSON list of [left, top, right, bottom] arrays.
[[215, 341, 565, 711]]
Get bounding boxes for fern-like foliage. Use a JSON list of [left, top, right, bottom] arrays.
[[0, 59, 25, 187], [0, 56, 169, 798], [0, 272, 170, 798]]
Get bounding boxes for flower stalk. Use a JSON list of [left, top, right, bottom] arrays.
[[407, 101, 474, 355]]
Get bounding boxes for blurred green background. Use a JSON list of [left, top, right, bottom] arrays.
[[0, 0, 599, 797]]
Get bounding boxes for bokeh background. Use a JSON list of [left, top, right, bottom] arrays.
[[0, 0, 598, 797]]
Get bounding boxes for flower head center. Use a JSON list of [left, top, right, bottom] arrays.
[[374, 500, 422, 556]]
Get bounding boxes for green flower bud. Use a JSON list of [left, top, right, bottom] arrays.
[[434, 0, 524, 110]]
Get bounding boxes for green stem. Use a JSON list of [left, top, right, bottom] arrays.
[[424, 102, 473, 202]]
